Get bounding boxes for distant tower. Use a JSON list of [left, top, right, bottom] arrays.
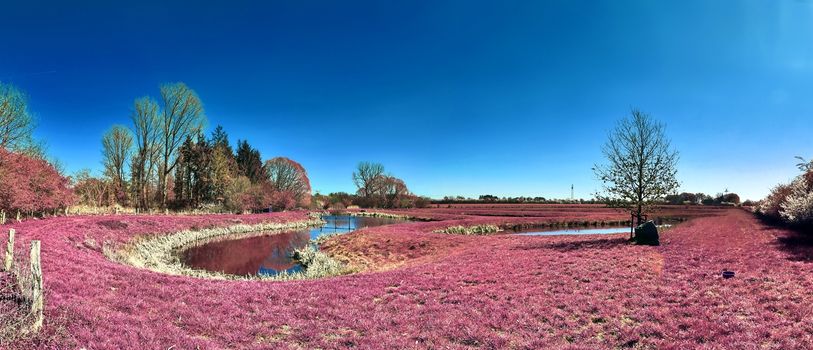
[[571, 184, 574, 200]]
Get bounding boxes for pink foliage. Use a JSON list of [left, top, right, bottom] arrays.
[[286, 157, 311, 207], [265, 156, 312, 208], [0, 148, 74, 214], [270, 190, 297, 212], [1, 205, 811, 349]]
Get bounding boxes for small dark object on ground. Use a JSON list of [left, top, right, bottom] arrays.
[[634, 220, 659, 246], [722, 270, 735, 279]]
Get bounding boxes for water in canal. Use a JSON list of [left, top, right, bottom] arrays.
[[181, 215, 407, 276], [513, 226, 631, 236], [512, 224, 672, 236]]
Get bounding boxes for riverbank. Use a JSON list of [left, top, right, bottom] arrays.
[[2, 206, 809, 349]]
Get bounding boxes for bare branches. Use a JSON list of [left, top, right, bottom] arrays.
[[352, 162, 385, 198], [0, 82, 37, 155], [130, 97, 161, 210], [157, 83, 206, 207], [594, 109, 680, 223], [125, 83, 206, 209], [351, 162, 412, 208], [263, 157, 311, 206], [101, 125, 133, 190]]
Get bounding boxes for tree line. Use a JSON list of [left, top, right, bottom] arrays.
[[78, 82, 312, 213], [664, 192, 741, 206], [434, 195, 597, 204], [311, 162, 430, 210]]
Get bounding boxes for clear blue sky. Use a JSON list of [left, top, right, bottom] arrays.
[[2, 1, 812, 201]]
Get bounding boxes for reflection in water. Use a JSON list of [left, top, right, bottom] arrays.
[[513, 227, 630, 236], [183, 230, 310, 275], [181, 215, 407, 276], [513, 223, 674, 236]]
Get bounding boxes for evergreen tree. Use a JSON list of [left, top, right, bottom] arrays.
[[209, 125, 237, 203], [235, 140, 263, 183]]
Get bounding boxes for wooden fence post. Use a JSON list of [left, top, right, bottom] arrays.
[[16, 211, 21, 223], [1, 211, 5, 225], [30, 240, 43, 333], [4, 229, 14, 271]]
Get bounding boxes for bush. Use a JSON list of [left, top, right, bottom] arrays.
[[779, 177, 813, 225], [758, 182, 794, 219], [758, 169, 813, 228], [0, 148, 74, 215], [414, 196, 431, 208], [270, 191, 297, 212], [434, 224, 502, 235]]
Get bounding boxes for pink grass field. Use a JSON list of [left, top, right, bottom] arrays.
[[2, 206, 813, 349]]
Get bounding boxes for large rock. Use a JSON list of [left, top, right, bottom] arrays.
[[634, 220, 659, 246]]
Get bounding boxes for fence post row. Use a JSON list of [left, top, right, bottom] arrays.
[[30, 240, 43, 333], [4, 229, 14, 272]]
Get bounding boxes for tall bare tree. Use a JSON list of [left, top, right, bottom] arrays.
[[264, 157, 312, 206], [593, 109, 680, 231], [352, 161, 385, 198], [101, 125, 133, 201], [0, 82, 38, 155], [130, 97, 161, 210], [380, 175, 409, 208], [157, 82, 206, 207]]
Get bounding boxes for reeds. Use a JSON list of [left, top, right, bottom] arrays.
[[433, 224, 502, 235], [106, 218, 330, 281]]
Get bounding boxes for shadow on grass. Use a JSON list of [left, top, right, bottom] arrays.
[[775, 231, 813, 263], [758, 216, 813, 263], [513, 237, 630, 252]]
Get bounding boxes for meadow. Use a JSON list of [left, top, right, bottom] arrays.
[[3, 204, 810, 349]]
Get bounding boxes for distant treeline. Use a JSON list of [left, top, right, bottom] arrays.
[[313, 162, 431, 210], [432, 195, 599, 205], [432, 192, 746, 206]]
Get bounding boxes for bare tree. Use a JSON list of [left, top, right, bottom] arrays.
[[0, 82, 37, 154], [263, 157, 312, 206], [101, 125, 133, 199], [352, 161, 385, 198], [593, 109, 679, 231], [380, 175, 409, 208], [130, 97, 161, 210], [157, 82, 206, 207], [73, 169, 112, 207]]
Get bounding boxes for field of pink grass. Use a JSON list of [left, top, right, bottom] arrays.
[[2, 206, 813, 349]]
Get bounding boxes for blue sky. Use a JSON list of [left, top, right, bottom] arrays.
[[2, 0, 812, 200]]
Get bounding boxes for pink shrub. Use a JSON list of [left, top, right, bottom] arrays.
[[0, 148, 74, 214], [263, 157, 312, 208], [759, 169, 813, 226], [270, 190, 297, 212], [759, 182, 794, 219]]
